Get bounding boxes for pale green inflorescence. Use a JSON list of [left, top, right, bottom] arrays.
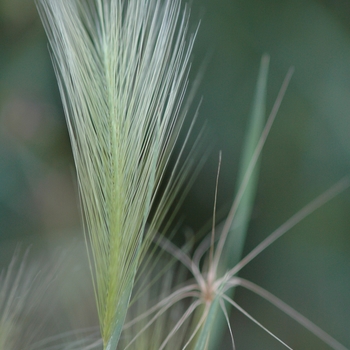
[[37, 0, 196, 347], [0, 255, 29, 350], [0, 252, 51, 350]]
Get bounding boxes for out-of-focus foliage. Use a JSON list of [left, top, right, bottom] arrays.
[[1, 0, 349, 349]]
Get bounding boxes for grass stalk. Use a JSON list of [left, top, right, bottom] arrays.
[[207, 53, 270, 349]]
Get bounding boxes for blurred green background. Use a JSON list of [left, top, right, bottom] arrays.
[[0, 0, 349, 348]]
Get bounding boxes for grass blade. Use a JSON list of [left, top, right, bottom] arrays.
[[222, 54, 269, 270], [194, 54, 269, 349]]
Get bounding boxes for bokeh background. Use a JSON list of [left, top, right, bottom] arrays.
[[1, 0, 350, 348]]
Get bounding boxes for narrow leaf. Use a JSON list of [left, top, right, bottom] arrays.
[[195, 54, 269, 349]]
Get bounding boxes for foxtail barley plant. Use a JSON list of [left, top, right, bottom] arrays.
[[0, 250, 57, 350], [0, 0, 346, 349], [37, 0, 197, 349], [0, 252, 35, 349]]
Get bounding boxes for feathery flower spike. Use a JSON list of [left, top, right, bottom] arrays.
[[37, 0, 197, 348], [0, 250, 55, 350]]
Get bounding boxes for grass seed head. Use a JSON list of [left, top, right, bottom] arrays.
[[37, 0, 197, 347]]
